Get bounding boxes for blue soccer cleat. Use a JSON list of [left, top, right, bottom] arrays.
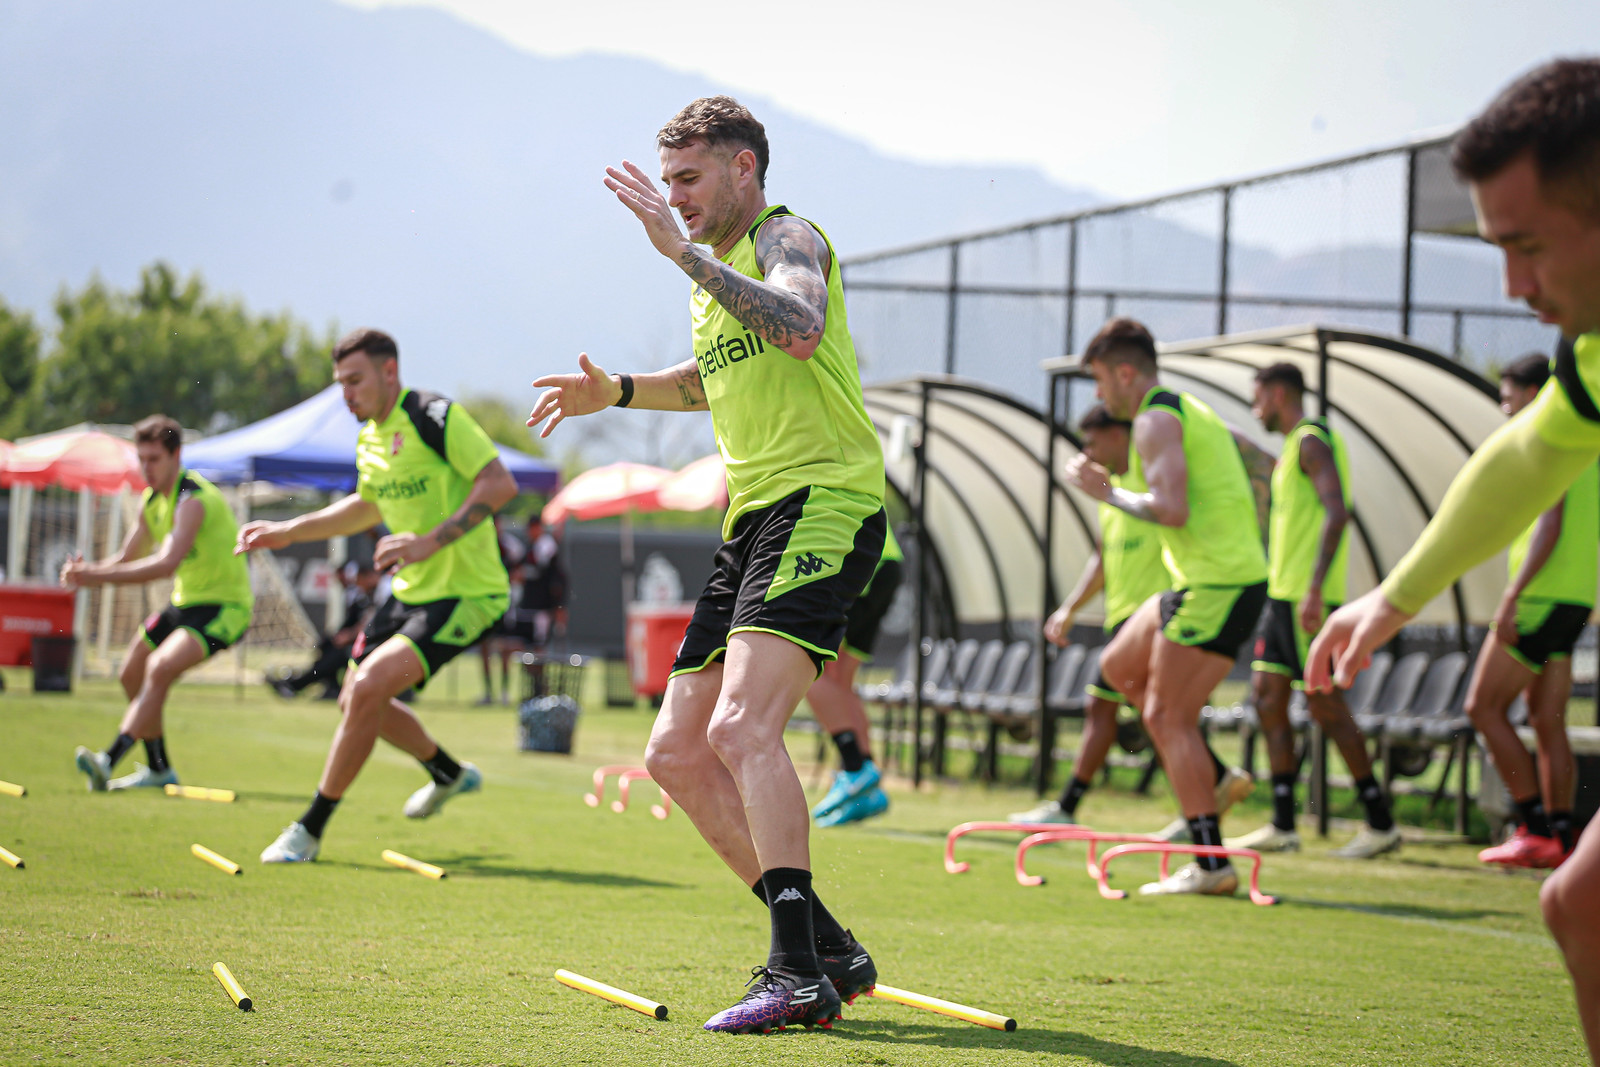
[[815, 786, 889, 828], [107, 764, 179, 791], [811, 760, 881, 820], [403, 762, 482, 819], [703, 966, 841, 1034]]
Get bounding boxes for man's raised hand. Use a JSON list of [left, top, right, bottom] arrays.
[[235, 520, 291, 556], [604, 160, 688, 260], [528, 353, 622, 438]]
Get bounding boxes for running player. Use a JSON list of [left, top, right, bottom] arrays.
[[1228, 363, 1400, 858], [66, 415, 253, 791], [528, 96, 883, 1033], [808, 524, 902, 828], [1469, 353, 1594, 868], [237, 328, 516, 862], [1068, 318, 1269, 896], [1011, 406, 1249, 827], [1306, 59, 1600, 1063]]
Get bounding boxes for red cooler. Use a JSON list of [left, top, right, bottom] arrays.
[[625, 602, 697, 698], [0, 584, 76, 666]]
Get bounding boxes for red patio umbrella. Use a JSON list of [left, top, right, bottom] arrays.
[[654, 453, 728, 513], [541, 462, 671, 525], [0, 430, 146, 493]]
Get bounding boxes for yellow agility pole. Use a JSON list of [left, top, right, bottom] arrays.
[[382, 849, 447, 880], [0, 844, 23, 869], [868, 983, 1016, 1031], [165, 784, 236, 803], [191, 843, 242, 876], [0, 780, 25, 798], [555, 969, 668, 1019], [212, 961, 253, 1011]]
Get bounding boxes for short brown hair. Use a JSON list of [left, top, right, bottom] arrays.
[[1078, 404, 1131, 435], [658, 96, 769, 188], [1081, 317, 1158, 373], [1500, 351, 1551, 391], [332, 327, 399, 364], [1452, 58, 1600, 220], [1255, 362, 1305, 396], [133, 414, 182, 454]]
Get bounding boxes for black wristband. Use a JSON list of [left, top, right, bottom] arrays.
[[615, 373, 634, 408]]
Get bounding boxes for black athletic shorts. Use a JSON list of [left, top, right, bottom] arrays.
[[352, 592, 508, 687], [140, 602, 251, 658], [842, 558, 904, 660], [1085, 617, 1129, 704], [1251, 596, 1341, 688], [671, 486, 886, 676], [1507, 600, 1591, 673], [1158, 581, 1268, 660]]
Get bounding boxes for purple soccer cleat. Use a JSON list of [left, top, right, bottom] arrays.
[[818, 930, 877, 1005], [703, 965, 842, 1034]]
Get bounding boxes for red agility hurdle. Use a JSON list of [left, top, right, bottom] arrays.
[[1013, 828, 1171, 886], [1094, 843, 1278, 905], [614, 768, 672, 820], [944, 822, 1055, 874], [584, 765, 641, 809]]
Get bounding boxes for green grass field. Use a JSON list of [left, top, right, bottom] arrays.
[[0, 666, 1583, 1066]]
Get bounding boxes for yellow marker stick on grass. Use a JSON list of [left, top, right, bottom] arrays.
[[382, 849, 446, 880], [212, 961, 253, 1011], [0, 844, 23, 869], [165, 784, 235, 803], [191, 843, 242, 876], [0, 780, 26, 798], [868, 983, 1016, 1031], [555, 969, 668, 1019]]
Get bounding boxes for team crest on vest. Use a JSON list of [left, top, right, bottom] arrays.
[[392, 432, 404, 456]]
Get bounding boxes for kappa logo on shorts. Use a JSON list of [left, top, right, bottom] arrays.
[[791, 553, 832, 579], [772, 887, 807, 903]]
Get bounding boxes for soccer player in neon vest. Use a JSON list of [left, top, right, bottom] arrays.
[[1306, 60, 1600, 1062], [66, 414, 253, 792], [1067, 317, 1269, 897], [237, 329, 517, 863], [528, 96, 885, 1033], [1229, 363, 1399, 859]]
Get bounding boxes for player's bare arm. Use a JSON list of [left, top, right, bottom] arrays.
[[1070, 411, 1188, 526], [61, 501, 191, 589], [60, 512, 150, 589], [374, 458, 517, 571], [236, 492, 382, 555], [1494, 496, 1566, 644], [1299, 434, 1350, 633], [527, 355, 706, 438], [604, 159, 829, 358], [1231, 428, 1275, 535], [1045, 551, 1105, 646]]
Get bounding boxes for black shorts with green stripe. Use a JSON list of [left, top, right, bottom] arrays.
[[843, 558, 904, 661], [1159, 581, 1268, 660], [1508, 599, 1591, 673], [672, 486, 886, 676], [352, 592, 508, 687], [141, 602, 251, 658], [1251, 596, 1341, 688]]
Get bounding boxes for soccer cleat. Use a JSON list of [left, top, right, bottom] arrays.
[[74, 746, 111, 792], [1139, 861, 1239, 897], [1006, 800, 1077, 825], [265, 675, 299, 699], [1215, 767, 1255, 814], [107, 763, 179, 791], [402, 762, 482, 819], [1478, 827, 1565, 869], [811, 760, 882, 820], [1152, 817, 1191, 843], [260, 822, 320, 863], [818, 930, 878, 1004], [815, 786, 889, 828], [1331, 825, 1403, 859], [1225, 823, 1301, 852], [703, 965, 842, 1034]]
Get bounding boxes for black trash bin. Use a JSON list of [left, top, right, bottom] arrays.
[[31, 636, 75, 693], [518, 653, 585, 754]]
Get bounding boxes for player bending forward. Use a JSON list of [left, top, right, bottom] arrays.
[[529, 96, 885, 1034], [238, 329, 515, 862]]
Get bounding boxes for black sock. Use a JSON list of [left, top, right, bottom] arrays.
[[1188, 814, 1227, 872], [299, 792, 340, 839], [1549, 810, 1575, 852], [144, 737, 171, 774], [751, 880, 768, 905], [1514, 794, 1552, 838], [104, 733, 136, 769], [761, 867, 820, 974], [809, 891, 851, 953], [832, 731, 867, 774], [1355, 775, 1394, 832], [420, 746, 462, 787], [1270, 772, 1297, 831], [1058, 776, 1092, 815], [1206, 743, 1227, 785]]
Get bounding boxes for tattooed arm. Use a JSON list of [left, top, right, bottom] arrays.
[[528, 356, 705, 437], [372, 458, 517, 571], [674, 215, 831, 359], [1067, 410, 1190, 527]]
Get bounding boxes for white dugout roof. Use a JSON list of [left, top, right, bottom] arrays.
[[868, 324, 1509, 635]]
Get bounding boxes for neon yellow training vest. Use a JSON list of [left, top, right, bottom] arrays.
[[1267, 419, 1351, 603], [1510, 459, 1599, 608], [141, 469, 253, 608], [1099, 485, 1172, 629]]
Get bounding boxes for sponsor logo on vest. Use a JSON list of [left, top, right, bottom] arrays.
[[696, 330, 767, 379], [371, 475, 431, 500], [792, 553, 831, 579]]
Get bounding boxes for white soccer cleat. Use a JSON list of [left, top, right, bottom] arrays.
[[1215, 767, 1255, 814], [107, 763, 179, 791], [1139, 861, 1239, 897], [403, 762, 482, 819], [260, 822, 320, 863], [74, 746, 111, 792], [1331, 824, 1403, 859], [1225, 823, 1301, 852], [1006, 800, 1076, 825], [1152, 817, 1191, 843]]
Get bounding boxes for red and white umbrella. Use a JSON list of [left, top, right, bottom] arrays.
[[541, 462, 672, 525], [655, 453, 728, 513], [0, 431, 145, 494]]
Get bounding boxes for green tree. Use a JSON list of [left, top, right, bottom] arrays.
[[0, 298, 41, 439], [23, 262, 334, 434]]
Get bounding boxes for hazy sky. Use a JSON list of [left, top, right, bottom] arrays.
[[340, 0, 1600, 201]]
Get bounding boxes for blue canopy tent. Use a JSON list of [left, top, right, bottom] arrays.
[[183, 385, 560, 493]]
